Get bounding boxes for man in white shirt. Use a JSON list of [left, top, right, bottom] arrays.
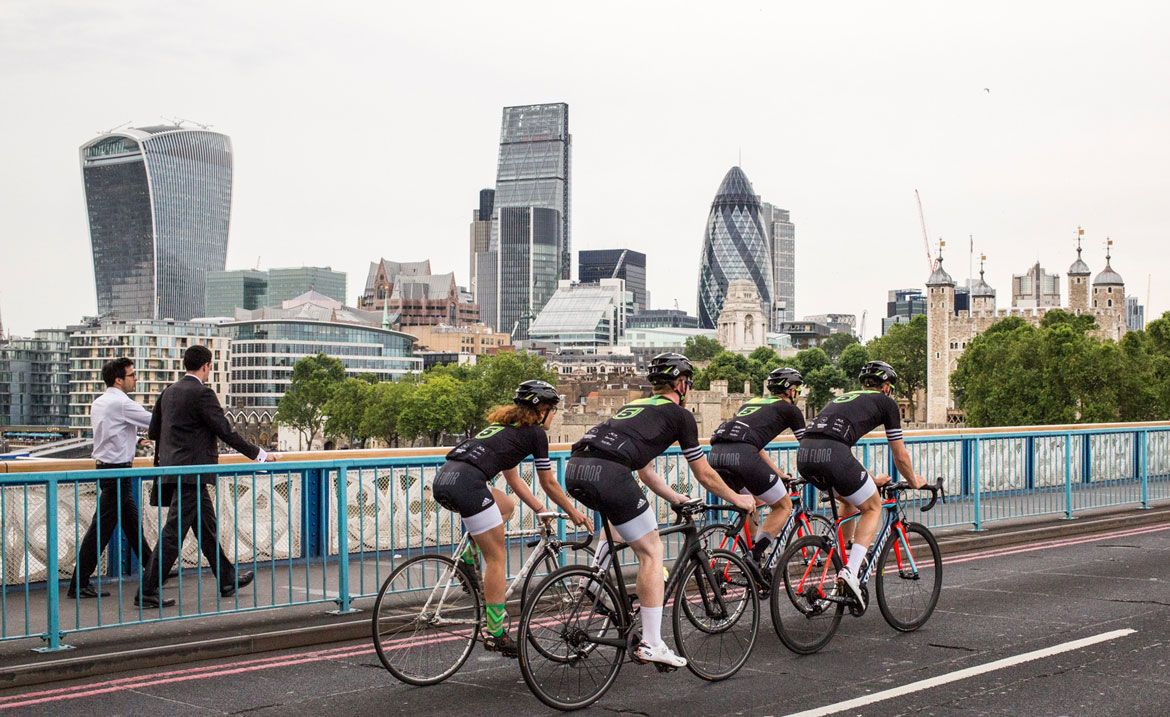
[[68, 358, 154, 599]]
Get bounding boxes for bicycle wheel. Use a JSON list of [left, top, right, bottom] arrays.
[[518, 566, 626, 711], [520, 545, 596, 611], [770, 535, 843, 655], [790, 512, 834, 544], [673, 549, 759, 681], [697, 522, 748, 558], [875, 521, 942, 632], [372, 554, 480, 685]]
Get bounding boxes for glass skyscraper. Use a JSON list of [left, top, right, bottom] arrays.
[[492, 104, 571, 280], [696, 167, 774, 330], [80, 125, 232, 321], [760, 202, 796, 324], [476, 207, 560, 340], [579, 249, 647, 312]]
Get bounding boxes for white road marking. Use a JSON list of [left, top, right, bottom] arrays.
[[782, 628, 1137, 717]]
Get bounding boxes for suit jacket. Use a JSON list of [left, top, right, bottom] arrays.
[[148, 375, 260, 502]]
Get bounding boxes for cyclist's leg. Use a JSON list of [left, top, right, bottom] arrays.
[[842, 489, 881, 572]]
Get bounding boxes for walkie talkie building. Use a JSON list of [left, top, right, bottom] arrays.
[[696, 166, 774, 329], [80, 125, 232, 321]]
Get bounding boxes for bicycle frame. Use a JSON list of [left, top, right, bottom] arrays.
[[707, 485, 825, 572]]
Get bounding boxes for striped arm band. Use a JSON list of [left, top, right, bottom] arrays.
[[793, 428, 806, 439], [682, 446, 705, 463], [885, 429, 904, 442], [534, 457, 553, 471]]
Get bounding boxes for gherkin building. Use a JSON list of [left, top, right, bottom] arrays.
[[696, 166, 774, 329]]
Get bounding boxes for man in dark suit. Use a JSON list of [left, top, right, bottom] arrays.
[[137, 345, 277, 608]]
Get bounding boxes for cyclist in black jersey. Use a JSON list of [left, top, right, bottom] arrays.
[[796, 360, 924, 608], [708, 366, 807, 565], [566, 353, 755, 669], [433, 380, 589, 657]]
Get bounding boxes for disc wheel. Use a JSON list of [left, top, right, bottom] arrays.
[[372, 554, 480, 685], [875, 521, 942, 632], [769, 535, 844, 655]]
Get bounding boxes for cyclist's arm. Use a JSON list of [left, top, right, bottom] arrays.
[[686, 455, 755, 511], [535, 467, 589, 526], [889, 440, 924, 488], [501, 466, 546, 513], [635, 464, 689, 504]]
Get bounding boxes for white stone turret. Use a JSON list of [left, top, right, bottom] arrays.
[[1067, 233, 1092, 312], [925, 247, 955, 426]]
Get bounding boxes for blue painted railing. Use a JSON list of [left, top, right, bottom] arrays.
[[1, 422, 1167, 651]]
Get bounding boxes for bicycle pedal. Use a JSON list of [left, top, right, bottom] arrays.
[[653, 663, 677, 674]]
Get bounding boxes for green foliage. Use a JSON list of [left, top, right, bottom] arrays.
[[865, 315, 927, 418], [683, 335, 724, 361], [276, 353, 347, 447], [837, 343, 870, 388], [747, 346, 778, 364], [694, 351, 753, 392], [361, 380, 415, 447], [398, 374, 476, 446], [803, 365, 850, 414], [1039, 309, 1098, 334], [324, 378, 375, 445], [951, 312, 1170, 427], [820, 332, 859, 361]]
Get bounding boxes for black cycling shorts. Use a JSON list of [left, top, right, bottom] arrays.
[[564, 456, 651, 528], [431, 461, 501, 534], [796, 438, 876, 505], [708, 442, 786, 504]]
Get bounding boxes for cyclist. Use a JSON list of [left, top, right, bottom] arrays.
[[708, 366, 807, 569], [566, 352, 756, 669], [433, 380, 590, 657], [796, 360, 924, 609]]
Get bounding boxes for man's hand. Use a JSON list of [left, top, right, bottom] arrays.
[[873, 473, 892, 487], [260, 453, 279, 463], [731, 493, 756, 513], [567, 507, 590, 528]]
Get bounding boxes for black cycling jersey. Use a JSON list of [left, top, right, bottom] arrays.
[[710, 397, 806, 449], [445, 423, 551, 478], [571, 395, 703, 470], [803, 390, 903, 446]]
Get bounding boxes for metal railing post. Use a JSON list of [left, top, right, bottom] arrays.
[[1140, 430, 1150, 509], [330, 465, 358, 614], [35, 477, 72, 652], [971, 439, 983, 532], [1064, 433, 1075, 520], [555, 455, 567, 566]]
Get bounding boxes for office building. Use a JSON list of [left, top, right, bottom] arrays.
[[205, 269, 269, 317], [697, 167, 775, 329], [80, 125, 232, 321], [528, 278, 631, 351], [225, 292, 421, 409], [266, 267, 346, 306], [628, 309, 700, 329], [359, 259, 478, 327], [760, 202, 796, 324], [476, 206, 561, 340], [0, 330, 70, 427], [402, 324, 511, 355], [883, 288, 927, 335], [579, 249, 648, 312], [1126, 296, 1145, 331], [1011, 262, 1062, 309], [802, 313, 857, 336], [492, 103, 571, 280], [778, 320, 832, 349], [469, 189, 494, 298], [67, 319, 230, 428]]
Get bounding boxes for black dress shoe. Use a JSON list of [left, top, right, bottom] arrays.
[[135, 592, 176, 608], [221, 571, 254, 597], [67, 584, 112, 599]]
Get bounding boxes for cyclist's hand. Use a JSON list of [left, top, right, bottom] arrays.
[[569, 508, 590, 528], [873, 473, 892, 487], [731, 493, 756, 513]]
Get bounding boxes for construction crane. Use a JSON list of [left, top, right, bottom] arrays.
[[859, 309, 868, 341], [915, 190, 937, 273]]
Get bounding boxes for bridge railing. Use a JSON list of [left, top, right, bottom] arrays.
[[0, 421, 1167, 651]]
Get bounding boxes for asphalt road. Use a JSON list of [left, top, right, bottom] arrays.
[[2, 522, 1168, 717]]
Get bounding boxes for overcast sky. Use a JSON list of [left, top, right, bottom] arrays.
[[2, 1, 1168, 340]]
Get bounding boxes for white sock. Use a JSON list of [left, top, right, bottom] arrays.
[[640, 606, 664, 647], [846, 543, 868, 573]]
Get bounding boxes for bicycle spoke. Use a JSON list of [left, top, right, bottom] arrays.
[[674, 550, 758, 681], [770, 536, 843, 655], [876, 522, 942, 632]]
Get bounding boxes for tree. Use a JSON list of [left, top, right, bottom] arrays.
[[324, 377, 375, 447], [361, 380, 415, 447], [747, 346, 777, 364], [398, 374, 476, 446], [820, 332, 859, 361], [865, 315, 927, 420], [837, 343, 870, 388], [792, 347, 830, 375], [683, 335, 724, 361], [463, 352, 557, 435], [276, 354, 346, 448], [803, 365, 849, 414], [694, 351, 752, 392]]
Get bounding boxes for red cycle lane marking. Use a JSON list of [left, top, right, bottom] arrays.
[[4, 522, 1166, 710]]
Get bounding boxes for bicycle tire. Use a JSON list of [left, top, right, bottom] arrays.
[[790, 512, 834, 544], [697, 522, 749, 558], [770, 535, 844, 655], [875, 521, 942, 632], [517, 565, 626, 711], [520, 545, 596, 610], [372, 554, 480, 685], [673, 549, 759, 681]]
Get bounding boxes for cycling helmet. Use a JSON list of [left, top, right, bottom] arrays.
[[858, 360, 898, 386], [513, 380, 560, 406], [766, 367, 804, 395], [647, 352, 694, 386]]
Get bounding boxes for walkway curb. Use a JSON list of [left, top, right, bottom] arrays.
[[2, 503, 1167, 691]]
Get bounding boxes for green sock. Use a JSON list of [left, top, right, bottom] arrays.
[[460, 542, 480, 566], [485, 603, 506, 637]]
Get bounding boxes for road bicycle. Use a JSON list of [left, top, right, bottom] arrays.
[[770, 478, 945, 654], [516, 499, 758, 711], [698, 477, 835, 593], [372, 512, 592, 685]]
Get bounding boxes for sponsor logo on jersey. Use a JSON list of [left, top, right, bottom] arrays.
[[637, 498, 647, 508], [832, 390, 880, 404], [482, 496, 493, 507], [736, 405, 763, 417], [475, 425, 506, 439], [613, 406, 645, 420]]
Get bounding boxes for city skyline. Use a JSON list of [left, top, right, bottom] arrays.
[[2, 2, 1169, 339]]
